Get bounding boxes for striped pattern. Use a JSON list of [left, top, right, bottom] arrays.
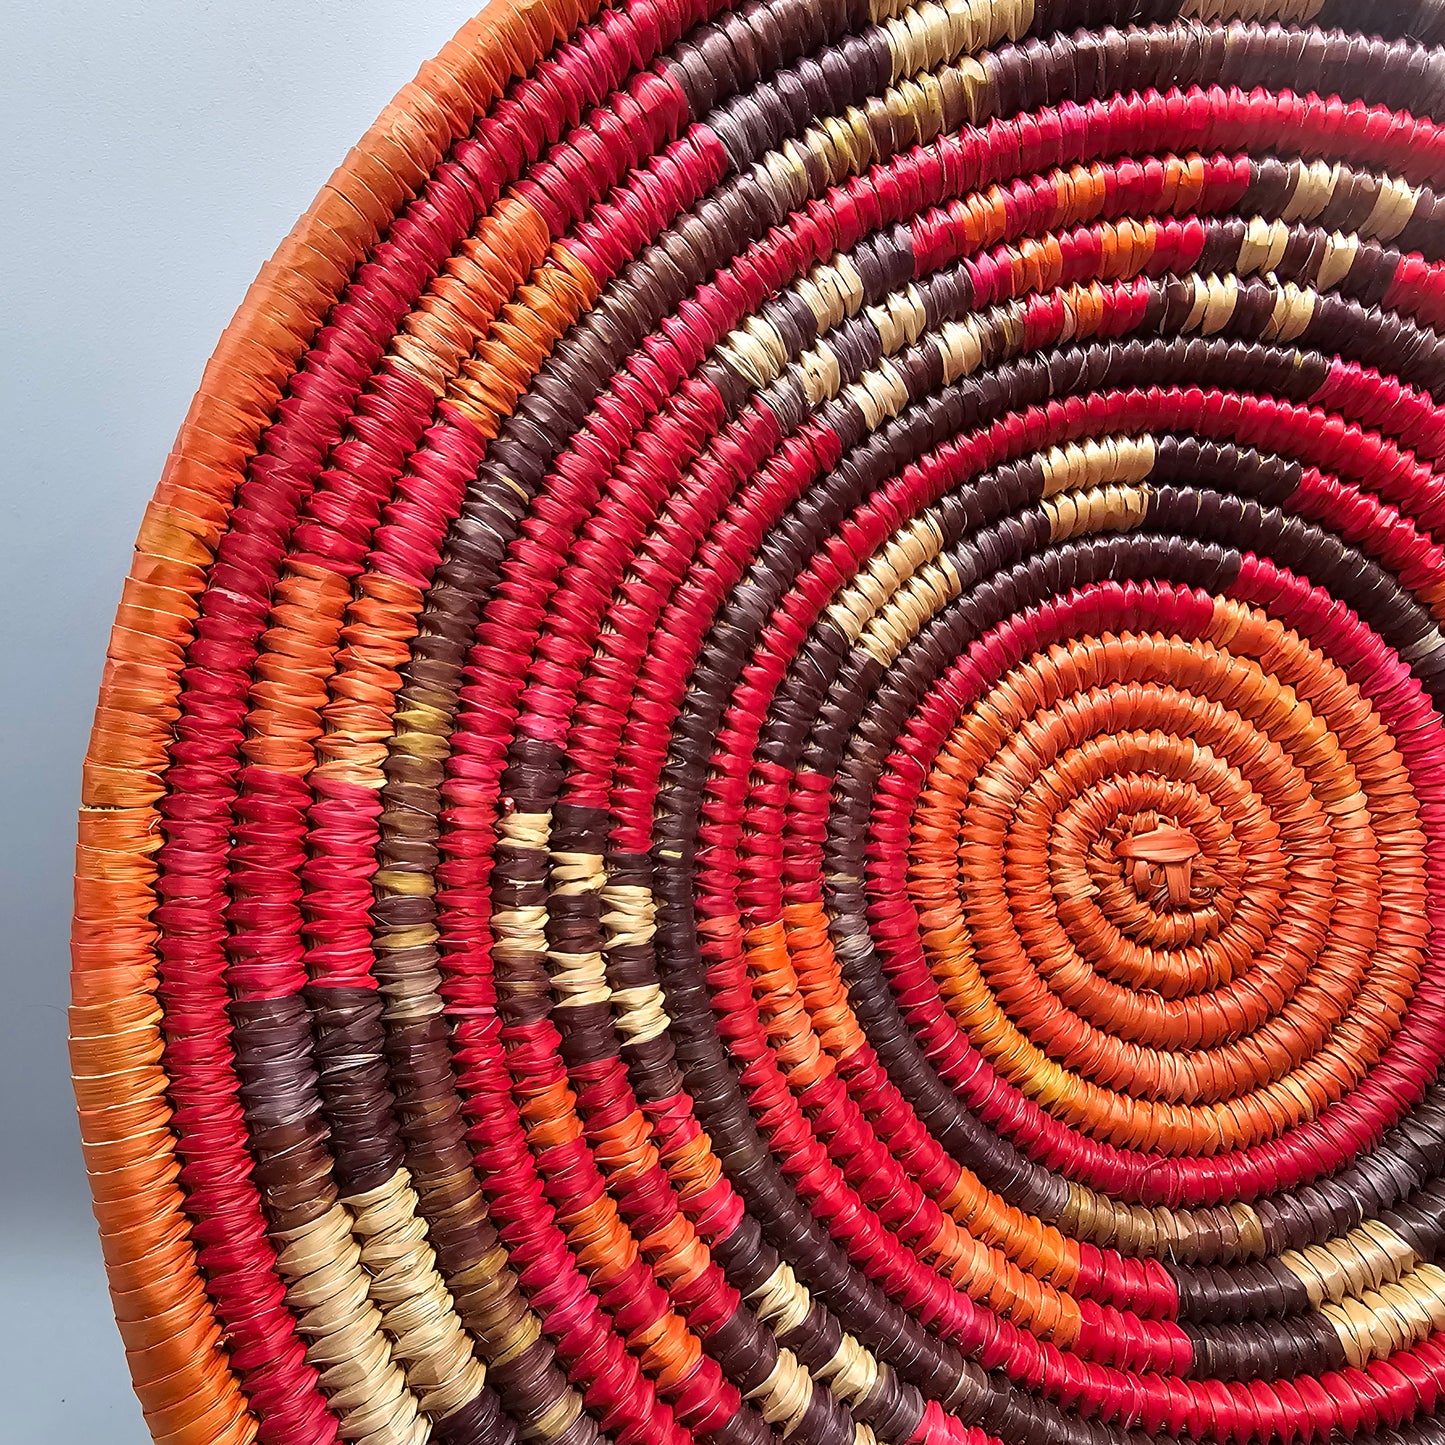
[[71, 4, 1445, 1445]]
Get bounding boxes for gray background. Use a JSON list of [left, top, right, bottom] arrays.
[[1, 3, 484, 1436]]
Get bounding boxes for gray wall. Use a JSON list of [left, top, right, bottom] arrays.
[[1, 4, 483, 1436]]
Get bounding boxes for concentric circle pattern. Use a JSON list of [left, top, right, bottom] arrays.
[[73, 3, 1445, 1444]]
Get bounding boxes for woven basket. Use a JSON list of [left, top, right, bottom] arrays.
[[72, 2, 1445, 1443]]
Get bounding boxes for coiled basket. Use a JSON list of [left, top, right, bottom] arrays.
[[71, 3, 1445, 1444]]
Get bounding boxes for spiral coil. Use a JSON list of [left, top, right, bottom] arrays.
[[71, 4, 1445, 1445]]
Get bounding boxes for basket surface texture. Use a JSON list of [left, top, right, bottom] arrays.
[[72, 2, 1445, 1444]]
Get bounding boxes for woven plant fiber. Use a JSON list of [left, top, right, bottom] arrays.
[[71, 2, 1445, 1444]]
